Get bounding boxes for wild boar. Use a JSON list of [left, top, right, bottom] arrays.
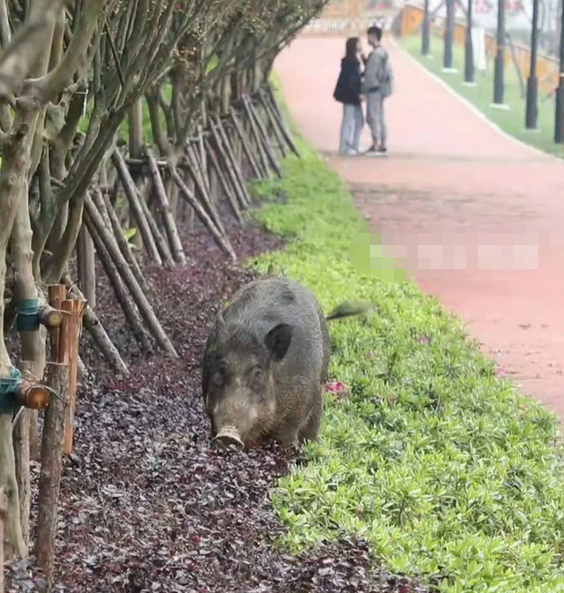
[[202, 277, 368, 450]]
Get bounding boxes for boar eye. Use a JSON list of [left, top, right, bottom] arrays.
[[252, 367, 262, 380]]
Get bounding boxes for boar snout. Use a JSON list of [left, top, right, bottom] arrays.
[[211, 426, 245, 451]]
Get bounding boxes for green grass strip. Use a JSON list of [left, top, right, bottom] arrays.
[[249, 130, 564, 592]]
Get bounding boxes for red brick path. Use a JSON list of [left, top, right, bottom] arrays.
[[276, 36, 564, 423]]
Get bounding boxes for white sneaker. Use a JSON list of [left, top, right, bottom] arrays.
[[344, 147, 359, 156]]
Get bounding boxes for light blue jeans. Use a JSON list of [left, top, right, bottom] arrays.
[[366, 91, 387, 148], [339, 103, 364, 154]]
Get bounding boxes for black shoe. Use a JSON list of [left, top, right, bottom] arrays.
[[378, 146, 387, 153]]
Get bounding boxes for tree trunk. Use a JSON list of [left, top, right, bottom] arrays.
[[0, 412, 25, 559], [76, 225, 96, 309]]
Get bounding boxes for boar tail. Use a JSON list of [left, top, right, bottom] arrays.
[[325, 301, 371, 321]]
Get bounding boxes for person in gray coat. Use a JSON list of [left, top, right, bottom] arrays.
[[361, 25, 393, 155]]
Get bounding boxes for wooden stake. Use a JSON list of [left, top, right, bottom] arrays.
[[241, 95, 272, 178], [63, 279, 128, 375], [94, 189, 149, 293], [112, 150, 162, 265], [210, 118, 250, 209], [48, 285, 67, 363], [172, 169, 237, 263], [84, 212, 153, 352], [0, 488, 5, 593], [36, 362, 70, 589], [85, 195, 178, 358], [259, 88, 289, 158], [266, 84, 300, 158], [203, 136, 243, 225], [185, 143, 227, 237], [244, 95, 282, 178], [229, 107, 263, 179], [146, 150, 186, 265], [60, 299, 85, 456]]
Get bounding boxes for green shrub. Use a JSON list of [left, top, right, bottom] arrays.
[[250, 141, 564, 593]]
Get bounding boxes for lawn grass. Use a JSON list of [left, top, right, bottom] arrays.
[[400, 34, 564, 158], [249, 132, 564, 591]]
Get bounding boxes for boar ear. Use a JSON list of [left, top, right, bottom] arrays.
[[265, 323, 292, 362]]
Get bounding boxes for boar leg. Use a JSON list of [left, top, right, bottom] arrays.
[[298, 392, 323, 443], [274, 424, 299, 449]]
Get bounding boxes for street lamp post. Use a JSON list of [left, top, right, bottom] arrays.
[[464, 0, 475, 83], [525, 0, 540, 129], [422, 0, 430, 56], [493, 0, 506, 105], [444, 0, 455, 70], [555, 0, 564, 142]]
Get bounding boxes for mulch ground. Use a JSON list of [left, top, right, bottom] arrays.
[[5, 213, 434, 593]]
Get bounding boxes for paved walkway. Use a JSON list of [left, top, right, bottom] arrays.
[[276, 36, 564, 423]]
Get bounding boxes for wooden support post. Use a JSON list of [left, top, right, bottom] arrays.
[[185, 143, 227, 238], [13, 360, 44, 549], [259, 89, 289, 158], [146, 150, 186, 265], [36, 362, 70, 590], [63, 279, 128, 375], [172, 169, 237, 263], [0, 489, 5, 593], [266, 84, 300, 158], [84, 195, 178, 358], [229, 107, 263, 179], [203, 136, 243, 225], [112, 151, 162, 265], [48, 286, 67, 364], [60, 299, 85, 456], [244, 95, 282, 178], [84, 210, 154, 353], [94, 190, 149, 294], [241, 95, 272, 178]]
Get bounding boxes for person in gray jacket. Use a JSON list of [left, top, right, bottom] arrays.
[[361, 25, 393, 155]]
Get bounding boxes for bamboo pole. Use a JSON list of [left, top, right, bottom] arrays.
[[112, 151, 162, 265], [84, 195, 178, 357], [146, 149, 186, 265], [172, 168, 237, 263], [229, 106, 263, 179], [203, 135, 243, 225]]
